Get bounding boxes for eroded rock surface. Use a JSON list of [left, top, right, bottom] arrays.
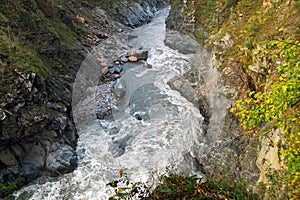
[[165, 10, 260, 190], [0, 0, 168, 195]]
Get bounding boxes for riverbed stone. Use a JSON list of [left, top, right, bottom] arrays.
[[102, 67, 109, 75], [108, 143, 126, 157], [119, 55, 129, 63], [132, 50, 149, 60], [112, 79, 126, 98], [128, 56, 138, 62], [143, 62, 152, 69], [109, 66, 123, 74]]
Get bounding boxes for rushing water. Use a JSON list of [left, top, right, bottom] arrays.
[[15, 7, 205, 200]]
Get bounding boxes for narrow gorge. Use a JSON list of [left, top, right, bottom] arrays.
[[0, 0, 299, 199]]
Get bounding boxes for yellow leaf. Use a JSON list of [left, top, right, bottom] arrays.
[[282, 85, 288, 93]]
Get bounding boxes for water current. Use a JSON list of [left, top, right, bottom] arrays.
[[15, 6, 205, 200]]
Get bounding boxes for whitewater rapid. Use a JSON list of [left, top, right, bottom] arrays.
[[14, 7, 204, 200]]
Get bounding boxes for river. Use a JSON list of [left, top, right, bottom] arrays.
[[14, 6, 205, 200]]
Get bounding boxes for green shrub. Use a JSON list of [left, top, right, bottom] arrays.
[[0, 178, 24, 198], [232, 38, 300, 198], [107, 169, 151, 199], [108, 169, 257, 199]]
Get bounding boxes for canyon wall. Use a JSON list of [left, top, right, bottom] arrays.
[[166, 0, 299, 199]]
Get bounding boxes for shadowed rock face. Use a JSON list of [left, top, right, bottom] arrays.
[[166, 0, 260, 190], [102, 0, 169, 28], [0, 0, 168, 195], [0, 72, 78, 187]]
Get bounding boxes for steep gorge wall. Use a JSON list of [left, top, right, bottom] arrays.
[[0, 0, 168, 196], [166, 0, 299, 198]]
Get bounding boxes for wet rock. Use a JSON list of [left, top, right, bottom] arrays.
[[176, 152, 206, 179], [102, 67, 109, 75], [127, 33, 138, 40], [134, 113, 143, 120], [21, 142, 46, 169], [112, 79, 126, 98], [168, 76, 197, 105], [104, 77, 111, 82], [19, 163, 39, 181], [108, 135, 131, 157], [119, 55, 129, 63], [109, 126, 120, 135], [114, 60, 121, 65], [132, 50, 149, 60], [95, 32, 108, 39], [108, 143, 126, 157], [46, 145, 77, 174], [96, 107, 112, 120], [164, 30, 200, 54], [113, 74, 121, 79], [143, 62, 152, 69], [109, 66, 123, 74]]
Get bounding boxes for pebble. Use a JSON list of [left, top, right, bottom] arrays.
[[109, 66, 122, 74], [113, 74, 121, 79], [128, 56, 138, 62], [119, 55, 128, 63], [101, 67, 109, 75], [114, 60, 121, 65]]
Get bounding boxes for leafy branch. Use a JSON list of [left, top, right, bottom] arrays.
[[232, 38, 300, 198]]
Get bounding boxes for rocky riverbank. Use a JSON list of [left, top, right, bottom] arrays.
[[0, 0, 168, 197]]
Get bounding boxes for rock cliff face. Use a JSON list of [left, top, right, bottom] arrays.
[[0, 0, 167, 196], [166, 0, 299, 198], [167, 43, 260, 190]]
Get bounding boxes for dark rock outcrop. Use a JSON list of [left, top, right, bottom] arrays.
[[0, 71, 78, 186], [103, 0, 169, 28], [0, 0, 168, 196]]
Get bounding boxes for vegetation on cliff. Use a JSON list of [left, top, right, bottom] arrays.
[[233, 38, 300, 198], [0, 0, 94, 196], [194, 0, 299, 198], [169, 0, 299, 199]]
